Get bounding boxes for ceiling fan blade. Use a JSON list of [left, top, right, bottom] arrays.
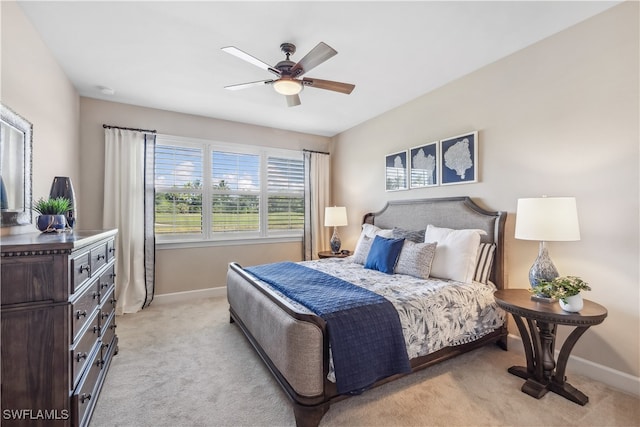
[[221, 46, 281, 76], [224, 80, 274, 91], [290, 42, 337, 77], [286, 94, 301, 107], [301, 77, 355, 94]]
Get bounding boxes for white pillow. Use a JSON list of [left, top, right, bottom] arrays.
[[352, 224, 393, 264], [425, 224, 482, 283]]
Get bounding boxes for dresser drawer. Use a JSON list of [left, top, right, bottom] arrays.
[[99, 284, 117, 317], [72, 347, 102, 427], [106, 239, 116, 263], [71, 312, 101, 388], [97, 266, 115, 297], [71, 282, 100, 342], [70, 251, 91, 294], [100, 312, 117, 357], [90, 243, 108, 276], [91, 244, 107, 273]]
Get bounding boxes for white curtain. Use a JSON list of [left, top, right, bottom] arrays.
[[103, 128, 155, 314], [303, 151, 331, 260]]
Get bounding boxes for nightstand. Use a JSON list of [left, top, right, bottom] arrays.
[[494, 289, 607, 405], [318, 250, 350, 259]]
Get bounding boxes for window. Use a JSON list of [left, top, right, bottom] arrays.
[[154, 135, 304, 243], [267, 156, 305, 231]]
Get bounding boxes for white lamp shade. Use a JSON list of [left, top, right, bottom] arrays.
[[324, 206, 348, 227], [515, 197, 580, 241]]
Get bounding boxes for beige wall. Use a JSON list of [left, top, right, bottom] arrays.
[[5, 0, 638, 383], [332, 2, 639, 378], [79, 98, 331, 292], [0, 1, 80, 236]]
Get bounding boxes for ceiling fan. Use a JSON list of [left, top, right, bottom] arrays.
[[222, 42, 355, 107]]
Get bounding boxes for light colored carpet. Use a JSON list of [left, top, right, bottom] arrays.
[[91, 296, 639, 427]]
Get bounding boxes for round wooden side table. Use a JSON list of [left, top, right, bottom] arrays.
[[494, 288, 607, 405], [318, 250, 350, 259]]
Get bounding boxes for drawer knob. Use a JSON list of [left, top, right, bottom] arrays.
[[97, 359, 105, 368], [93, 325, 101, 334], [80, 393, 92, 404], [96, 254, 105, 260], [109, 247, 116, 254], [101, 311, 110, 319], [75, 352, 87, 362], [92, 291, 100, 300], [79, 265, 90, 274], [100, 282, 110, 290], [75, 310, 87, 319]]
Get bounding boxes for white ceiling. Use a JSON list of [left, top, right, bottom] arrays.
[[18, 1, 619, 137]]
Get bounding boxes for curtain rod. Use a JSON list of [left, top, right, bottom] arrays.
[[303, 149, 330, 155], [103, 124, 156, 133]]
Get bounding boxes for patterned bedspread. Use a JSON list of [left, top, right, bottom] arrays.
[[252, 257, 505, 382]]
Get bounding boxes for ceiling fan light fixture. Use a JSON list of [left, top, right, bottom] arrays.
[[273, 78, 302, 96]]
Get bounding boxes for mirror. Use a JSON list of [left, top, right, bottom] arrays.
[[0, 103, 32, 227]]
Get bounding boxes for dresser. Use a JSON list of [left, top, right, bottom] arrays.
[[1, 229, 119, 426]]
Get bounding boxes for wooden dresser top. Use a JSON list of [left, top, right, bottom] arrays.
[[1, 229, 117, 254]]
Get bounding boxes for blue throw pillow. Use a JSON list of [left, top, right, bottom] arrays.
[[364, 236, 405, 274]]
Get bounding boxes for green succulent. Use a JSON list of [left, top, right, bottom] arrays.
[[531, 276, 591, 302], [33, 197, 71, 215]]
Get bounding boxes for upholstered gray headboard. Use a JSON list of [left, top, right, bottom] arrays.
[[363, 197, 506, 289]]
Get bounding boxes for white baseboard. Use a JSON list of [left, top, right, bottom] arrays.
[[152, 286, 226, 305], [507, 334, 640, 397]]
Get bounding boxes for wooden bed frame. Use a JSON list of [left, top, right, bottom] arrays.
[[227, 197, 508, 427]]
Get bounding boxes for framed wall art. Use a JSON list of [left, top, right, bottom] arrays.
[[409, 141, 439, 188], [440, 131, 478, 185], [385, 150, 408, 191]]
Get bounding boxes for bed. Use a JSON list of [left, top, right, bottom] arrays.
[[226, 197, 508, 427]]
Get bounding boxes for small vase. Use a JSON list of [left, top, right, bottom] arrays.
[[559, 294, 583, 312], [37, 214, 67, 233]]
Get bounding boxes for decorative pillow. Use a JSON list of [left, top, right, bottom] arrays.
[[392, 227, 426, 243], [352, 234, 375, 264], [352, 224, 393, 264], [364, 236, 405, 274], [474, 243, 496, 284], [395, 241, 437, 279], [425, 224, 482, 283]]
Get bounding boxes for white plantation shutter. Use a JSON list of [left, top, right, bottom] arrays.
[[267, 156, 304, 231], [211, 151, 260, 233], [154, 144, 203, 236]]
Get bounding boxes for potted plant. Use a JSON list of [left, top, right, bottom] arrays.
[[531, 276, 591, 312], [33, 197, 71, 232]]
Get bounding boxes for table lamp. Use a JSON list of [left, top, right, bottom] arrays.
[[325, 206, 348, 254], [514, 197, 580, 290]]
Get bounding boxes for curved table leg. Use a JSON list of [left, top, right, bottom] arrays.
[[549, 325, 591, 405], [508, 314, 535, 378], [508, 314, 549, 398]]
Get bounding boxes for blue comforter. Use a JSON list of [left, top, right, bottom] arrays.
[[244, 261, 411, 394]]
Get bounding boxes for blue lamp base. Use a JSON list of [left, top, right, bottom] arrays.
[[529, 241, 559, 297], [330, 227, 342, 254]]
